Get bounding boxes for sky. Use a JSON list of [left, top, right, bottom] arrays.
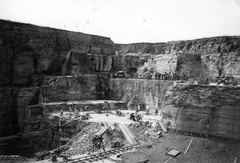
[[0, 0, 240, 43]]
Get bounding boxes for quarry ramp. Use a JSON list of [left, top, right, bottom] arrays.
[[118, 123, 138, 144]]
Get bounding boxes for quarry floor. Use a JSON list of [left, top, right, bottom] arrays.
[[5, 110, 240, 163]]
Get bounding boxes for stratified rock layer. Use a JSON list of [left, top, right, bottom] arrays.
[[109, 78, 173, 113], [116, 37, 240, 81], [116, 37, 240, 55], [0, 19, 115, 86], [0, 20, 114, 136], [41, 74, 109, 102], [162, 84, 240, 139]]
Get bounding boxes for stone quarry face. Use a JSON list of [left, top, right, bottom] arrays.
[[162, 84, 240, 139], [0, 18, 240, 150]]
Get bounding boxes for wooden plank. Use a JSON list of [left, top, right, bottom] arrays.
[[118, 124, 134, 144], [158, 122, 168, 133], [106, 122, 116, 130], [96, 123, 108, 136], [123, 124, 137, 144], [119, 123, 137, 144], [122, 124, 137, 144], [164, 157, 173, 163], [184, 138, 194, 155], [234, 157, 238, 163]]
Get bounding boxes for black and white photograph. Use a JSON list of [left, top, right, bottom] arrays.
[[0, 0, 240, 162]]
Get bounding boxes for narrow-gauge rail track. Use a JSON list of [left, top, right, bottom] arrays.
[[0, 155, 27, 161], [62, 145, 137, 163]]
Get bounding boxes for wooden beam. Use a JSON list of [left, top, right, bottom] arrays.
[[158, 121, 168, 133], [184, 138, 194, 155], [118, 124, 135, 144], [164, 157, 173, 163], [234, 157, 238, 163]]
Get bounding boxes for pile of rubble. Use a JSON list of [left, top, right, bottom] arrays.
[[129, 122, 163, 143], [64, 123, 101, 155], [103, 124, 126, 147], [63, 122, 128, 155]]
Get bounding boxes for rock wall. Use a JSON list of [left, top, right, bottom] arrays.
[[0, 19, 114, 137], [114, 54, 151, 77], [116, 37, 240, 55], [109, 78, 173, 113], [17, 87, 40, 132], [0, 87, 19, 137], [0, 86, 40, 137], [61, 51, 115, 75], [61, 51, 150, 77], [1, 20, 239, 86], [41, 74, 109, 102], [116, 37, 240, 81], [115, 43, 166, 54], [1, 19, 240, 141], [162, 84, 240, 140], [0, 19, 115, 86]]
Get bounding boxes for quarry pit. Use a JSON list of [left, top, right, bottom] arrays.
[[1, 20, 240, 163]]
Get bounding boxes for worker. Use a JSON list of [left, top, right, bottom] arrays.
[[60, 110, 63, 116], [59, 117, 64, 135], [183, 72, 188, 80], [116, 107, 120, 115], [116, 107, 122, 116], [84, 106, 88, 115], [155, 72, 159, 79], [136, 114, 142, 122], [162, 73, 165, 80], [170, 72, 174, 81], [74, 107, 78, 115], [130, 113, 136, 121], [218, 68, 223, 77], [91, 135, 105, 153], [68, 106, 72, 117], [136, 104, 140, 115], [158, 73, 162, 80], [75, 107, 80, 117]]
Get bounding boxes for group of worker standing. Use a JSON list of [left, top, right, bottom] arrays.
[[154, 72, 188, 81]]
